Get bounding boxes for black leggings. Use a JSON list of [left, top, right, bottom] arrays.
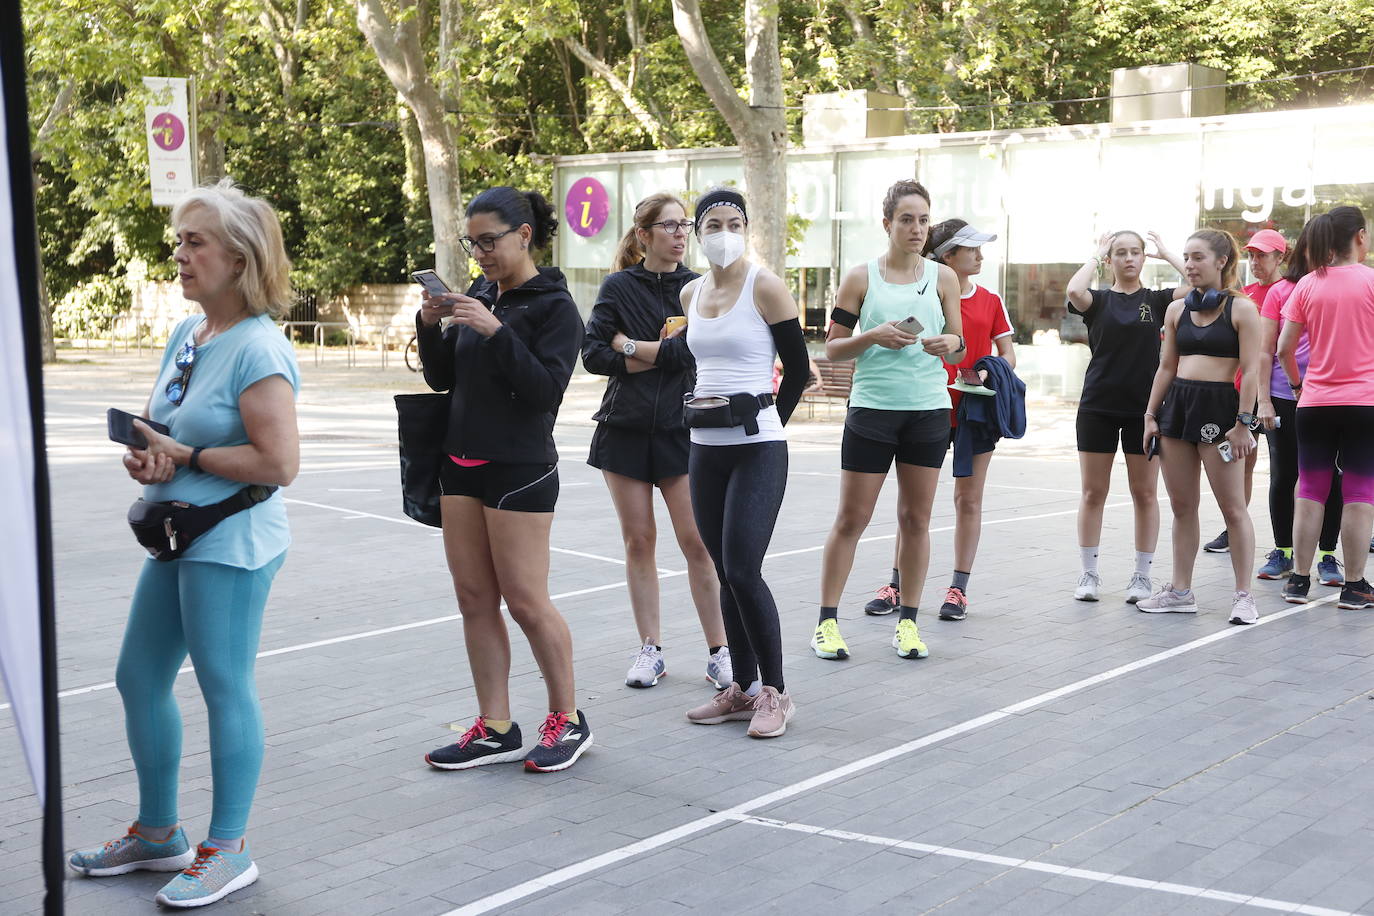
[[689, 441, 788, 691], [1266, 396, 1342, 550]]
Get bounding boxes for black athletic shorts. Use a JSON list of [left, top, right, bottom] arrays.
[[842, 407, 949, 473], [587, 424, 689, 485], [439, 459, 560, 512], [1076, 409, 1147, 456], [1158, 378, 1240, 445]]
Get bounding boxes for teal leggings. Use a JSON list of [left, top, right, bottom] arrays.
[[115, 552, 285, 839]]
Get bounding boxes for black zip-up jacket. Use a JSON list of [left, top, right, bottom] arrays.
[[581, 262, 698, 432], [417, 267, 585, 464]]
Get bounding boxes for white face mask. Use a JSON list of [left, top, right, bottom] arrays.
[[699, 231, 746, 268]]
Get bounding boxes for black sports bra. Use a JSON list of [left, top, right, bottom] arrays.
[[1176, 296, 1239, 359]]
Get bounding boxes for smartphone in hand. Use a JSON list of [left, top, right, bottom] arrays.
[[411, 269, 452, 297], [958, 367, 982, 387], [107, 408, 169, 449], [893, 315, 924, 335], [1147, 435, 1160, 460]]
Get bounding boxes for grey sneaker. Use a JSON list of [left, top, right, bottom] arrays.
[[154, 841, 258, 908], [1126, 573, 1153, 604], [625, 641, 664, 688], [686, 683, 755, 724], [69, 825, 195, 877], [705, 646, 732, 690], [747, 686, 795, 739], [1203, 530, 1230, 553], [1074, 570, 1102, 602], [1137, 584, 1198, 614], [1229, 590, 1259, 625]]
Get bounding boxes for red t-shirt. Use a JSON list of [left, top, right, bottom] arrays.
[[1233, 281, 1275, 391], [947, 284, 1013, 424]]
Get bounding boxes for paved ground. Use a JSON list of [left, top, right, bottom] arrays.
[[3, 348, 1374, 915]]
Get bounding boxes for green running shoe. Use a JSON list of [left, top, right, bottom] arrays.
[[810, 618, 849, 660], [892, 618, 929, 659]]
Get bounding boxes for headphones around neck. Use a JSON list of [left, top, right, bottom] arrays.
[[1184, 287, 1222, 312]]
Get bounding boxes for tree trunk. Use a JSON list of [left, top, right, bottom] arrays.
[[560, 37, 678, 146], [670, 0, 788, 276], [356, 0, 466, 284]]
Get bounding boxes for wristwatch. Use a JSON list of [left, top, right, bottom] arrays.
[[621, 339, 637, 358], [1237, 412, 1257, 427]]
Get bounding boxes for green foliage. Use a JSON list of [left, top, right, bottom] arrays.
[[50, 275, 132, 338]]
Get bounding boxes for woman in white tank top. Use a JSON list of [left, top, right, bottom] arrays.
[[679, 187, 811, 739]]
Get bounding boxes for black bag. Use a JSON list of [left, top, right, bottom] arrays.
[[127, 485, 277, 560], [682, 392, 774, 436], [395, 392, 450, 528]]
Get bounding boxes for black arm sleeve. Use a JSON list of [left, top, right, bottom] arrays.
[[653, 335, 695, 371], [581, 299, 628, 377], [769, 317, 809, 425], [416, 312, 455, 392], [830, 307, 859, 329]]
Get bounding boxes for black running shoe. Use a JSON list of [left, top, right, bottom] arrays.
[[426, 717, 524, 770], [1282, 574, 1311, 605], [1203, 530, 1230, 553], [524, 711, 593, 773], [1337, 578, 1374, 610], [864, 584, 900, 616], [938, 586, 968, 620]]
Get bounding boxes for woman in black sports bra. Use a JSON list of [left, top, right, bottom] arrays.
[[1141, 229, 1263, 624]]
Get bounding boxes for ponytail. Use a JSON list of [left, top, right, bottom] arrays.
[[1306, 205, 1366, 272], [612, 192, 689, 272], [466, 186, 560, 251]]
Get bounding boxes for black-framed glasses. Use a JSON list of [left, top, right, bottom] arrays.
[[649, 219, 694, 235], [165, 342, 197, 405], [459, 229, 517, 254]]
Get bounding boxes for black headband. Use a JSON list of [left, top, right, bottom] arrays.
[[694, 189, 748, 232]]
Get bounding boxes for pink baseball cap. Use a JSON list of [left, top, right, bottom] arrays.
[[1245, 229, 1287, 253]]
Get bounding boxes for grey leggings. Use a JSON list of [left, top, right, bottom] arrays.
[[689, 440, 788, 691]]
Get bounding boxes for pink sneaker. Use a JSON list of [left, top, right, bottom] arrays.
[[747, 686, 795, 738], [685, 684, 754, 724]]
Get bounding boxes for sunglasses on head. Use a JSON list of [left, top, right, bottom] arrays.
[[165, 342, 197, 405]]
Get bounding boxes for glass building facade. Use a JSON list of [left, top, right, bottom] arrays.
[[552, 104, 1374, 397]]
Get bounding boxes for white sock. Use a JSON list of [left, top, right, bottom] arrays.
[[744, 680, 762, 697], [1080, 546, 1099, 574], [1135, 551, 1154, 577]]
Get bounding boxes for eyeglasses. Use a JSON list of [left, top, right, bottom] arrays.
[[459, 229, 517, 254], [649, 219, 694, 235], [165, 342, 197, 405]]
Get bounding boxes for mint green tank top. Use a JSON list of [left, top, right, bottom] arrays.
[[848, 258, 950, 411]]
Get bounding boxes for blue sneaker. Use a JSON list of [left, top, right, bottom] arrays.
[[1317, 553, 1344, 587], [69, 824, 195, 877], [1257, 549, 1294, 580], [154, 842, 259, 908]]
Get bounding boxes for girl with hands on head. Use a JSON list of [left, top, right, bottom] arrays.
[[1139, 229, 1263, 624]]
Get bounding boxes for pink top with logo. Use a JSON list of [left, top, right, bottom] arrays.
[[1282, 263, 1374, 407], [1256, 279, 1309, 401]]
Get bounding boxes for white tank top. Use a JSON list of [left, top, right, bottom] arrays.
[[685, 264, 784, 445]]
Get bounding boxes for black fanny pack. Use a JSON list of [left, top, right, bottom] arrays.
[[127, 485, 278, 560], [682, 392, 774, 436]]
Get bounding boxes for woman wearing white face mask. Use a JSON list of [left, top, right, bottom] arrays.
[[678, 187, 811, 739]]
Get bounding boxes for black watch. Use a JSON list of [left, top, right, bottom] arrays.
[[1236, 412, 1257, 427]]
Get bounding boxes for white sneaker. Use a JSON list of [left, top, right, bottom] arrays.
[[1229, 591, 1259, 625], [1074, 570, 1102, 602], [1126, 573, 1152, 604], [1137, 584, 1198, 614], [705, 646, 732, 690], [625, 641, 665, 688]]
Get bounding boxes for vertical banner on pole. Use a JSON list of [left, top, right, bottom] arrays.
[[143, 76, 196, 206]]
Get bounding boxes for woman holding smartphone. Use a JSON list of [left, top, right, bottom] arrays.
[[582, 192, 730, 691], [678, 187, 810, 738], [416, 186, 591, 772], [810, 179, 965, 663], [1065, 230, 1183, 604], [1140, 229, 1262, 624]]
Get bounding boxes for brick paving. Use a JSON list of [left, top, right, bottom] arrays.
[[2, 350, 1372, 915]]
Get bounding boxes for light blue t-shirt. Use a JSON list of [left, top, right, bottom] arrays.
[[146, 313, 300, 569]]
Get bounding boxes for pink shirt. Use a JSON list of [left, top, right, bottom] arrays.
[[1283, 263, 1374, 407], [1259, 279, 1310, 401]]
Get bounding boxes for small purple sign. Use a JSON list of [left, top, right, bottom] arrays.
[[150, 112, 186, 151], [565, 177, 610, 238]]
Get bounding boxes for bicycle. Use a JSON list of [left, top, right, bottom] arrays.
[[404, 335, 423, 372]]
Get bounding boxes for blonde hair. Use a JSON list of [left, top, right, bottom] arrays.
[[612, 192, 688, 272], [172, 178, 293, 318], [1188, 228, 1241, 292]]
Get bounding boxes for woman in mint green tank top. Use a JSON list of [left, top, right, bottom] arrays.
[[810, 179, 965, 664]]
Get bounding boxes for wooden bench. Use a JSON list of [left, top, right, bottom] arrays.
[[801, 357, 853, 418]]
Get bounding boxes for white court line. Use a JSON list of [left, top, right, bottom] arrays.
[[283, 497, 667, 571], [441, 594, 1339, 916], [731, 815, 1360, 916]]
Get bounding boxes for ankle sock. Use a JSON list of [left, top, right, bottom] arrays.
[[709, 645, 724, 655], [484, 719, 512, 734], [1320, 550, 1337, 561], [205, 836, 243, 853], [566, 710, 580, 725], [951, 570, 970, 592], [137, 823, 177, 843], [818, 605, 838, 622], [744, 680, 762, 697], [898, 605, 919, 622], [1134, 551, 1153, 577], [1081, 546, 1099, 574], [1277, 547, 1293, 558], [890, 567, 901, 589]]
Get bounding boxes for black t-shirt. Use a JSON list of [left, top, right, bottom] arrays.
[[1069, 287, 1175, 416]]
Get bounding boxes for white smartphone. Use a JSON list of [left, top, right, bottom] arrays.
[[411, 269, 451, 297], [893, 315, 924, 335], [1217, 440, 1234, 463]]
